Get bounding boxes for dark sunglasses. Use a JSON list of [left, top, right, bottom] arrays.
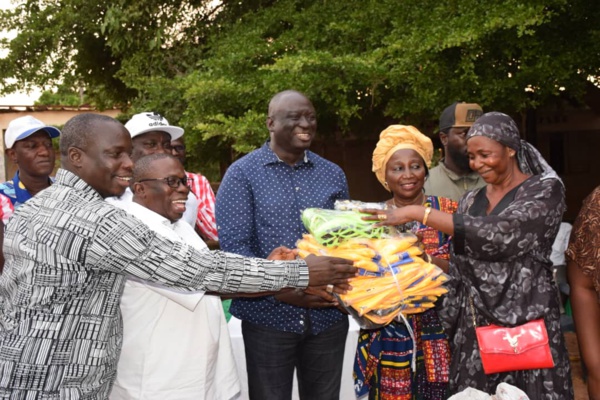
[[137, 176, 189, 189]]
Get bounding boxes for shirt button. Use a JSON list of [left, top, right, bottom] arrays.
[[299, 320, 305, 325], [295, 187, 300, 191]]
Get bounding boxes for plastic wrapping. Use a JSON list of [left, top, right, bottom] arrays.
[[298, 206, 449, 329], [301, 207, 399, 247], [334, 199, 386, 211], [334, 199, 422, 233]]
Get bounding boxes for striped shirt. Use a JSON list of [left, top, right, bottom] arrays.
[[185, 171, 218, 241], [0, 168, 309, 399]]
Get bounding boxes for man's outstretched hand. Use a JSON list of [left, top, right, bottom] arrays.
[[267, 246, 298, 261], [304, 254, 356, 290], [274, 289, 337, 308]]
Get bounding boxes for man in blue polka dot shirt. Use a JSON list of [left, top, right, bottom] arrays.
[[216, 90, 350, 400]]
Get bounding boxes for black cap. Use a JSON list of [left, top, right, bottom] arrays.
[[439, 102, 483, 132]]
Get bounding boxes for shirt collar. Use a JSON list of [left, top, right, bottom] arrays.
[[438, 159, 481, 182], [55, 169, 106, 201], [129, 201, 207, 250], [11, 171, 33, 204], [12, 170, 55, 204], [128, 201, 173, 228], [259, 141, 311, 167]]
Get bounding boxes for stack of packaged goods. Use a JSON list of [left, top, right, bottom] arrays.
[[297, 206, 448, 329]]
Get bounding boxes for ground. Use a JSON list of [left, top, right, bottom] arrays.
[[565, 331, 589, 400]]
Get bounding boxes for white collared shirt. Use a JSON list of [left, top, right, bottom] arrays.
[[111, 186, 199, 228], [108, 200, 240, 400]]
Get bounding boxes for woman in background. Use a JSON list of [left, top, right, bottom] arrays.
[[566, 186, 600, 399], [362, 112, 573, 398], [354, 125, 456, 400]]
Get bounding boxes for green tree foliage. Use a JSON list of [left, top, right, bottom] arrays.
[[0, 1, 136, 108], [181, 0, 600, 171], [2, 0, 600, 175], [35, 85, 88, 107]]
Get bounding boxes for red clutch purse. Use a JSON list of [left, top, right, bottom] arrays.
[[469, 297, 554, 375], [475, 319, 555, 374]]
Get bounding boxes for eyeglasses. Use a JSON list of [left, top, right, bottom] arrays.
[[137, 176, 189, 188]]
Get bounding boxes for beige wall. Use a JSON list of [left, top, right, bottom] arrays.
[[0, 108, 121, 181]]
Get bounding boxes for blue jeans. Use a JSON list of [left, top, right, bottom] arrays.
[[241, 317, 349, 400]]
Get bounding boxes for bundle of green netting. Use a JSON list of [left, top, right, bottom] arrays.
[[301, 207, 397, 247], [298, 206, 448, 329]]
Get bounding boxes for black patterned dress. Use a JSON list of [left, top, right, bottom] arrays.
[[438, 175, 573, 399]]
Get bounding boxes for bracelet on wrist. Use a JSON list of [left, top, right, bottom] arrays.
[[422, 206, 432, 225]]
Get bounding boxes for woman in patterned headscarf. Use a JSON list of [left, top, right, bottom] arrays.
[[354, 125, 457, 400], [361, 112, 573, 398]]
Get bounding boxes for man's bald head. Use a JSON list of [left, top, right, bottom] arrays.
[[131, 153, 189, 223], [132, 153, 177, 182], [268, 90, 309, 117]]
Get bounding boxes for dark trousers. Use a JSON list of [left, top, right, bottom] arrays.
[[241, 317, 349, 400]]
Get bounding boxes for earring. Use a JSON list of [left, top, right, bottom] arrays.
[[384, 181, 389, 187], [509, 152, 515, 157]]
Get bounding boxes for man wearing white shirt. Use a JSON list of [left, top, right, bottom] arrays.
[[109, 153, 240, 400]]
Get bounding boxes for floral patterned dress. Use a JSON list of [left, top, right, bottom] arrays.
[[438, 175, 573, 399], [566, 185, 600, 301], [354, 195, 457, 400]]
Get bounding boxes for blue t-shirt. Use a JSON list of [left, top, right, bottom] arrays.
[[216, 142, 349, 334], [0, 172, 53, 224], [0, 172, 36, 207]]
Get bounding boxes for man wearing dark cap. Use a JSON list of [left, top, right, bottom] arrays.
[[424, 102, 485, 201]]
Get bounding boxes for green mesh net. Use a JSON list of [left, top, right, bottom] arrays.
[[301, 208, 393, 247]]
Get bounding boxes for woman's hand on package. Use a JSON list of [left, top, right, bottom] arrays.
[[360, 206, 420, 226]]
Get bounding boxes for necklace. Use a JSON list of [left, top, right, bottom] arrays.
[[388, 192, 426, 209], [386, 192, 428, 233]]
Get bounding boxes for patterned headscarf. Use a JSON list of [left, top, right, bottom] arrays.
[[372, 125, 433, 191], [466, 112, 561, 183]]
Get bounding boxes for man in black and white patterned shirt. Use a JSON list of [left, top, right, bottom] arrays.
[[0, 113, 355, 399]]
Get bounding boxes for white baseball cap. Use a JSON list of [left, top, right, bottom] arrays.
[[124, 112, 184, 141], [4, 115, 61, 149]]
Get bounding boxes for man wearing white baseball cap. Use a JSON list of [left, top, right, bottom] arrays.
[[107, 112, 198, 227], [125, 111, 184, 159], [0, 115, 61, 225]]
